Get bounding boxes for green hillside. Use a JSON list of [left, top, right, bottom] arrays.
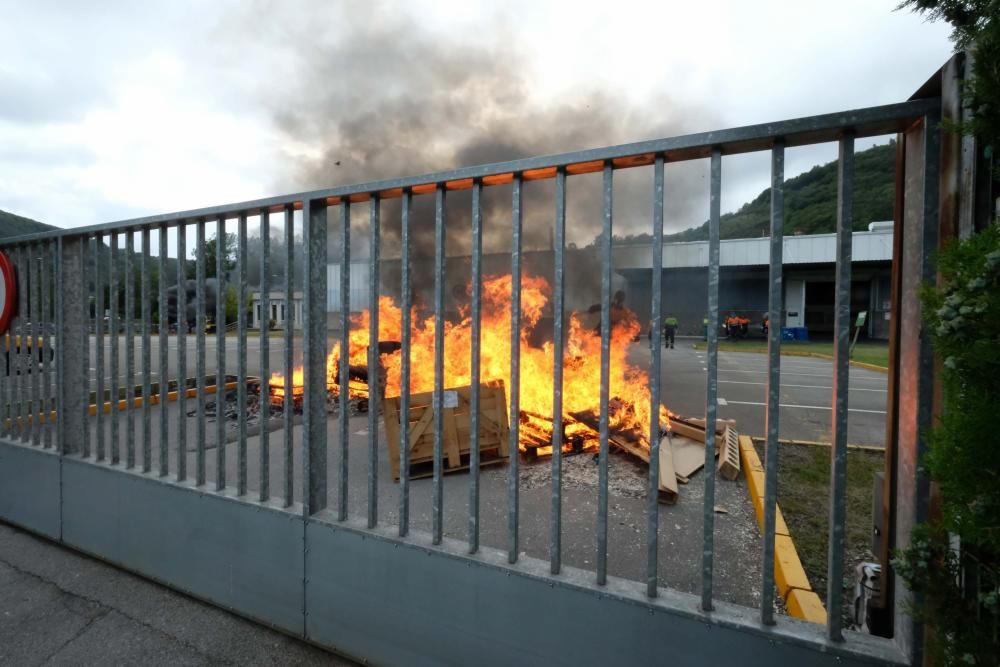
[[0, 209, 56, 239], [614, 141, 896, 245]]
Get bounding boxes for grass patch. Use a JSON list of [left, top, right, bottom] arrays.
[[692, 339, 889, 369], [754, 441, 884, 627]]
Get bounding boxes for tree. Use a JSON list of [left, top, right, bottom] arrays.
[[186, 232, 236, 280], [902, 1, 1000, 175]]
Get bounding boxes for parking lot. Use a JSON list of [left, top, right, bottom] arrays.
[[4, 333, 888, 612]]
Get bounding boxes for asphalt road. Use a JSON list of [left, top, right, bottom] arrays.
[[631, 337, 888, 446], [78, 333, 886, 446], [0, 522, 353, 666]]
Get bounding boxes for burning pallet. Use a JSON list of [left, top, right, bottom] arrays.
[[382, 381, 510, 481], [267, 351, 389, 414]]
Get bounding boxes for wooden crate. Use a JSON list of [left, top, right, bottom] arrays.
[[383, 381, 510, 481]]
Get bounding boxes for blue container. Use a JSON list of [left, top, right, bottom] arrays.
[[792, 326, 809, 341], [781, 327, 795, 341]]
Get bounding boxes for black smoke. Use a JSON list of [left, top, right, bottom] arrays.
[[219, 2, 719, 268]]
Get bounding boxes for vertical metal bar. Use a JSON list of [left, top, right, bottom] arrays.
[[7, 247, 16, 436], [260, 210, 271, 501], [827, 134, 854, 642], [17, 246, 27, 441], [125, 230, 135, 467], [338, 202, 351, 521], [508, 175, 523, 564], [237, 213, 248, 495], [597, 163, 612, 585], [53, 244, 61, 449], [432, 187, 445, 545], [398, 191, 412, 537], [141, 228, 152, 471], [56, 236, 86, 456], [702, 147, 722, 611], [469, 180, 483, 554], [196, 219, 207, 486], [646, 157, 665, 596], [9, 247, 19, 438], [30, 243, 41, 446], [761, 143, 785, 624], [303, 198, 328, 516], [80, 239, 90, 455], [94, 236, 104, 457], [216, 217, 227, 491], [158, 224, 168, 476], [109, 234, 120, 464], [176, 225, 188, 482], [367, 196, 381, 529], [42, 241, 54, 448], [550, 168, 566, 574], [283, 206, 294, 506]]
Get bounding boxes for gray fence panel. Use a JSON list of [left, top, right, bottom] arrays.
[[59, 457, 305, 634], [303, 518, 904, 667], [0, 441, 61, 539]]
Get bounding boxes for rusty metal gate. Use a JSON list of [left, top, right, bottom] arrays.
[[0, 54, 969, 666]]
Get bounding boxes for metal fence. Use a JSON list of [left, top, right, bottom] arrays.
[[0, 94, 943, 666]]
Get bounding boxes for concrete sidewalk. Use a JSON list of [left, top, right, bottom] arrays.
[[0, 523, 353, 666]]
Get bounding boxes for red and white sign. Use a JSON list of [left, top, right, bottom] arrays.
[[0, 250, 16, 336]]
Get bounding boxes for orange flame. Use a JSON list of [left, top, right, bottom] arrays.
[[269, 274, 669, 447]]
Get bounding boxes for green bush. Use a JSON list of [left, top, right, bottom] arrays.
[[893, 225, 1000, 665]]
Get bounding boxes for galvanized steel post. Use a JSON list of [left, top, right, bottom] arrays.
[[761, 142, 784, 624], [57, 236, 87, 456], [827, 134, 854, 641], [550, 168, 567, 575], [432, 186, 446, 545], [398, 190, 412, 537], [260, 210, 271, 501], [367, 196, 381, 529], [303, 198, 328, 517], [702, 147, 722, 611], [338, 201, 351, 521], [597, 163, 612, 585], [647, 156, 665, 597], [469, 180, 483, 554], [508, 175, 523, 564]]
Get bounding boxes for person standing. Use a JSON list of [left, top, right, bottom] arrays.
[[663, 315, 678, 349]]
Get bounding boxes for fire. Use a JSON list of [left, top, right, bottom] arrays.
[[269, 367, 304, 401], [269, 274, 670, 448]]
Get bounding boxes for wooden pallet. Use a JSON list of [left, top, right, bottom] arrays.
[[383, 381, 510, 481], [717, 425, 741, 480]]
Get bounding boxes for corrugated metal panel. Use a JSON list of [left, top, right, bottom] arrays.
[[327, 263, 370, 311], [613, 230, 892, 270]]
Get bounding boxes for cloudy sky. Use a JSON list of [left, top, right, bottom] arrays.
[[0, 0, 952, 246]]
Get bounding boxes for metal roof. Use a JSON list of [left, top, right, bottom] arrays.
[[612, 228, 893, 270]]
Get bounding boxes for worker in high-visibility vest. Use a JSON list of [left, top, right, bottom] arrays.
[[663, 315, 678, 349]]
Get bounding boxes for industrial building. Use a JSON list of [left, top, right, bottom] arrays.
[[615, 223, 893, 339], [325, 224, 893, 341]]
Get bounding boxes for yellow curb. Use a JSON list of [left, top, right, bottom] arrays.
[[775, 534, 811, 592], [786, 589, 828, 625], [3, 382, 239, 430], [738, 435, 828, 625]]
